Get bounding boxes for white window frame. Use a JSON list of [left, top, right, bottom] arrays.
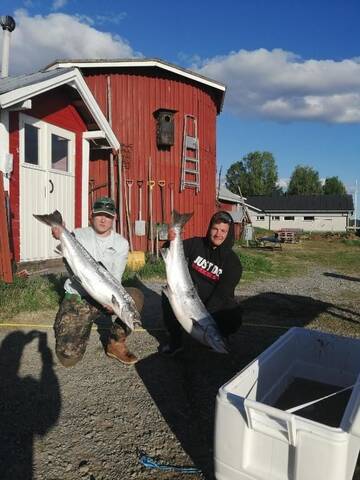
[[256, 215, 265, 221], [272, 215, 280, 220], [284, 216, 295, 221], [20, 114, 75, 176], [304, 216, 315, 222], [20, 115, 45, 171], [47, 123, 75, 177]]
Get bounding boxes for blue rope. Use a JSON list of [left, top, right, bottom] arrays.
[[138, 450, 201, 474]]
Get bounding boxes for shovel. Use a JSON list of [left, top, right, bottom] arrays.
[[135, 180, 146, 236], [157, 180, 168, 240]]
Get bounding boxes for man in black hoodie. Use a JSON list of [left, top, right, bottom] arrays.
[[160, 211, 243, 356]]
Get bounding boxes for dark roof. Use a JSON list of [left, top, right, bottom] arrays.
[[0, 68, 74, 95], [246, 195, 354, 212]]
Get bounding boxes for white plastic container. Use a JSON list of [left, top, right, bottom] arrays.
[[214, 327, 360, 480]]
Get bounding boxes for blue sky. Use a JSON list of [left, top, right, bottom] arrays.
[[1, 0, 360, 193]]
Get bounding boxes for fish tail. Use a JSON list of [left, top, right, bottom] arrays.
[[172, 210, 193, 228], [33, 210, 63, 227]]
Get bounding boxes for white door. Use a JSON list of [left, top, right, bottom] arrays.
[[20, 114, 75, 261]]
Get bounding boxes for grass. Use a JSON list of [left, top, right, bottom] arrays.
[[1, 238, 359, 321], [0, 274, 63, 321]]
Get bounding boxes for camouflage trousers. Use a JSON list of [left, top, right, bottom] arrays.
[[54, 287, 144, 367]]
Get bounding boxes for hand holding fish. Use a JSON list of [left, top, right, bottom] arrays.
[[51, 224, 64, 240], [103, 305, 114, 314], [168, 228, 176, 241]]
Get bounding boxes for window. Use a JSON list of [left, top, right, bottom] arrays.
[[24, 124, 39, 165], [256, 216, 265, 221], [51, 134, 69, 172], [21, 115, 74, 173], [304, 216, 315, 221], [284, 216, 294, 221], [272, 216, 280, 220]]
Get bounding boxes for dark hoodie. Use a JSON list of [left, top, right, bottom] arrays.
[[182, 211, 242, 313]]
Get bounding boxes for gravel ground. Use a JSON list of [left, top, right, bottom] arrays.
[[0, 267, 359, 480]]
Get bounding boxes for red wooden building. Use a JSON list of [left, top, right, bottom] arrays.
[[0, 68, 119, 262], [46, 59, 226, 252]]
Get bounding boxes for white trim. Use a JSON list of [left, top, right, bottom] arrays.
[[0, 69, 120, 151], [46, 59, 226, 94], [6, 99, 32, 111], [83, 130, 106, 139], [0, 110, 10, 190], [19, 114, 45, 170], [82, 136, 90, 227], [47, 122, 76, 175]]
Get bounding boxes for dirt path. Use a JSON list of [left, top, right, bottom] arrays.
[[0, 270, 359, 479]]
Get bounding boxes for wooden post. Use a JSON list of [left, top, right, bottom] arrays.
[[0, 172, 13, 283]]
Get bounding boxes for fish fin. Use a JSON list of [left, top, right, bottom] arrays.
[[111, 295, 120, 310], [54, 243, 62, 255], [162, 284, 175, 298], [172, 210, 193, 228], [72, 275, 83, 285], [160, 248, 169, 261], [33, 210, 63, 227], [191, 318, 205, 332]]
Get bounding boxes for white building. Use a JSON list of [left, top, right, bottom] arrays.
[[246, 195, 354, 232]]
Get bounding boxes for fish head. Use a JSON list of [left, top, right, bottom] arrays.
[[119, 302, 142, 330], [204, 325, 228, 354]]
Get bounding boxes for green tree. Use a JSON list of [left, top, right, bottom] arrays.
[[287, 165, 322, 195], [322, 176, 347, 195], [225, 151, 279, 196]]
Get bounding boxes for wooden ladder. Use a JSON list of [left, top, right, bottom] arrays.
[[180, 114, 200, 193]]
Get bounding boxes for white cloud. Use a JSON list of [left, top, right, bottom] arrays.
[[52, 0, 68, 11], [277, 178, 289, 189], [194, 48, 360, 124], [3, 9, 140, 75]]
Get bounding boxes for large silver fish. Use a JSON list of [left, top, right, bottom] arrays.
[[33, 210, 140, 331], [161, 210, 228, 353]]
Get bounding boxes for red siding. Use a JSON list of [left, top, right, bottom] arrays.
[[84, 67, 219, 251], [9, 89, 88, 261], [9, 112, 20, 261]]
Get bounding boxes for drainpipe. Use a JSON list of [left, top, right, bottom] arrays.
[[0, 16, 16, 78]]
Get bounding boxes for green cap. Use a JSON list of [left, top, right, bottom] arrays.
[[92, 197, 116, 217]]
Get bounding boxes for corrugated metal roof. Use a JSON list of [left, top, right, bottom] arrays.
[[45, 58, 226, 112], [45, 58, 226, 89], [246, 194, 354, 212], [218, 185, 243, 203], [0, 68, 74, 95]]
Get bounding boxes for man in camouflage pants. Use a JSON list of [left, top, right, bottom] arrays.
[[52, 197, 144, 367]]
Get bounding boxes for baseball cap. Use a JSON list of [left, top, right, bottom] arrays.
[[92, 197, 116, 217]]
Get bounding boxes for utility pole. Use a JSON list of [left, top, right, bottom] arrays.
[[355, 179, 358, 231]]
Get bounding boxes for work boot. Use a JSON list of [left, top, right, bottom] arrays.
[[106, 337, 138, 365]]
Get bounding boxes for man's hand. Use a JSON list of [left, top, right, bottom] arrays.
[[51, 225, 63, 240], [168, 228, 176, 241], [103, 305, 114, 314]]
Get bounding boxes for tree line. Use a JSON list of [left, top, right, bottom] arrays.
[[225, 151, 347, 197]]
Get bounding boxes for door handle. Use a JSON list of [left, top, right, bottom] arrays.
[[49, 179, 54, 193]]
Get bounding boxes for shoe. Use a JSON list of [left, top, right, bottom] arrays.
[[106, 338, 138, 365], [159, 342, 184, 357]]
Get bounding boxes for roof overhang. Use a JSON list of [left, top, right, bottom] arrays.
[[0, 68, 119, 150], [45, 58, 226, 112]]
